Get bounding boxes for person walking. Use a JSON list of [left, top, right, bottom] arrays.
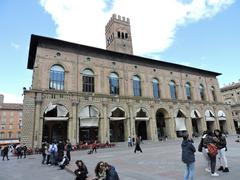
[[214, 129, 229, 172], [128, 136, 132, 147], [203, 130, 219, 177], [41, 142, 47, 164], [66, 139, 72, 162], [181, 132, 196, 180], [22, 144, 27, 158], [92, 140, 97, 153], [134, 136, 143, 153], [49, 141, 58, 165], [57, 140, 64, 162], [199, 131, 211, 173], [16, 144, 23, 159], [2, 145, 9, 161]]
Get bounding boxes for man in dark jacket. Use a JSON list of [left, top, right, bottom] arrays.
[[2, 145, 9, 161], [66, 139, 72, 162], [105, 162, 119, 180], [181, 132, 196, 180]]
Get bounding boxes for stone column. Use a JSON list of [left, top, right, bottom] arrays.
[[225, 106, 236, 135], [166, 117, 177, 139], [127, 102, 135, 138], [149, 104, 158, 141], [213, 108, 220, 130], [34, 99, 42, 148], [100, 102, 109, 143], [71, 101, 78, 144], [68, 116, 73, 142], [185, 117, 193, 137]]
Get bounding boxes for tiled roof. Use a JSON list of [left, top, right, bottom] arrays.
[[221, 83, 240, 92], [0, 103, 23, 110]]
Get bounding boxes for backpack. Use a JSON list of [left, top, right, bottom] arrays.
[[207, 143, 218, 156], [50, 145, 55, 153]]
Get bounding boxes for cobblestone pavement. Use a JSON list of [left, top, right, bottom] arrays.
[[1, 135, 239, 180]]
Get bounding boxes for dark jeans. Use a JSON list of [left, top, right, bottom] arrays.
[[2, 153, 9, 160], [134, 144, 142, 153], [42, 154, 46, 164], [208, 154, 217, 173], [66, 151, 71, 161]]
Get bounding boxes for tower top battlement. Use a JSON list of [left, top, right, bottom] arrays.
[[105, 14, 130, 31]]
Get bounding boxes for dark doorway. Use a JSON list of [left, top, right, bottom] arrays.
[[191, 118, 199, 137], [219, 121, 227, 134], [156, 111, 166, 139], [110, 120, 125, 142], [79, 127, 98, 143], [135, 121, 147, 140], [42, 121, 68, 143], [206, 121, 214, 132]]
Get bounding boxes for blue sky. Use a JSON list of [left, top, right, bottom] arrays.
[[0, 0, 239, 103]]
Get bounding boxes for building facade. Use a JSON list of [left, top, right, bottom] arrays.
[[0, 94, 22, 145], [22, 14, 235, 148], [221, 82, 240, 134]]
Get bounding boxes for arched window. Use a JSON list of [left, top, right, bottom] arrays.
[[133, 75, 141, 96], [186, 82, 192, 100], [121, 32, 124, 39], [109, 72, 119, 95], [170, 80, 177, 100], [125, 33, 128, 39], [8, 132, 12, 138], [118, 31, 121, 38], [199, 84, 205, 101], [82, 69, 94, 92], [0, 132, 4, 139], [49, 65, 64, 90], [211, 86, 217, 102], [152, 78, 160, 98]]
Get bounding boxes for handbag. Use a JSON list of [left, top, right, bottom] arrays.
[[198, 138, 203, 152]]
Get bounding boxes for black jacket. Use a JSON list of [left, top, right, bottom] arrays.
[[181, 139, 196, 164], [106, 166, 119, 180], [74, 165, 88, 180]]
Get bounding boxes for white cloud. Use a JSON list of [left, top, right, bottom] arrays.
[[11, 42, 20, 50], [0, 92, 23, 103], [39, 0, 234, 56]]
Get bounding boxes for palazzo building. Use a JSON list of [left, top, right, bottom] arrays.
[[221, 82, 240, 134], [0, 94, 22, 145], [22, 14, 236, 148]]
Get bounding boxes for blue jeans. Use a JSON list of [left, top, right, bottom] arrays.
[[184, 162, 195, 180]]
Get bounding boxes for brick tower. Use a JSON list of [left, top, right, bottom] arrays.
[[105, 14, 133, 54]]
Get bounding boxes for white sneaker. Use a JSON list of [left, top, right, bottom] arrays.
[[211, 172, 219, 177], [205, 168, 211, 173]]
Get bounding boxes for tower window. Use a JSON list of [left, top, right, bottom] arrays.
[[125, 33, 128, 39], [118, 31, 121, 38], [121, 32, 124, 39]]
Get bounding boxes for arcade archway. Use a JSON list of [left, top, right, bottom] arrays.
[[109, 107, 126, 142], [175, 109, 187, 137], [156, 109, 167, 139], [79, 105, 99, 143], [205, 110, 215, 132], [191, 110, 202, 137], [218, 110, 227, 133], [135, 108, 149, 140], [42, 102, 69, 143]]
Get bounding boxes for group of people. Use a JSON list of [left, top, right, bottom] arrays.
[[74, 160, 119, 180], [41, 139, 72, 169], [128, 135, 143, 153], [1, 143, 28, 160], [181, 129, 229, 180]]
